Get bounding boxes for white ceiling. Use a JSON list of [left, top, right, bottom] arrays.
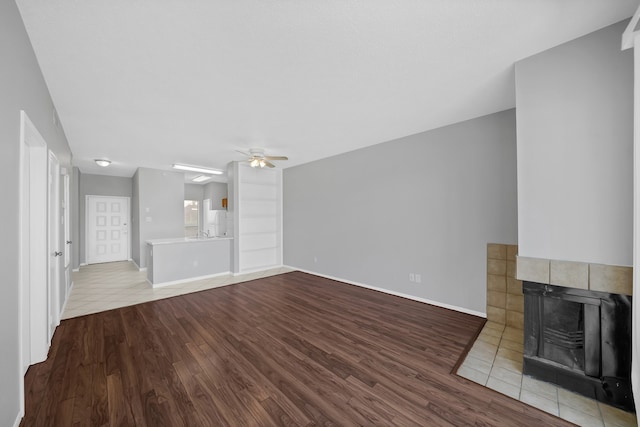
[[16, 1, 638, 182]]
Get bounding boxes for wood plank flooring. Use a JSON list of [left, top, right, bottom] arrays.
[[22, 271, 574, 426]]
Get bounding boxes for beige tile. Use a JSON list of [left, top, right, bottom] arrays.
[[506, 294, 524, 313], [516, 256, 550, 283], [506, 245, 518, 262], [469, 341, 498, 362], [488, 259, 507, 276], [481, 326, 504, 339], [492, 355, 522, 374], [487, 275, 506, 292], [506, 261, 516, 279], [559, 405, 604, 427], [484, 321, 506, 332], [499, 338, 523, 353], [489, 366, 522, 388], [506, 311, 524, 329], [497, 347, 523, 363], [520, 390, 559, 416], [502, 327, 524, 344], [477, 332, 501, 346], [486, 306, 505, 324], [507, 278, 523, 295], [521, 376, 558, 401], [589, 263, 633, 296], [486, 377, 521, 400], [457, 365, 488, 386], [461, 355, 493, 375], [557, 388, 601, 418], [487, 290, 506, 308], [550, 259, 589, 289], [487, 243, 507, 260], [598, 401, 637, 427]]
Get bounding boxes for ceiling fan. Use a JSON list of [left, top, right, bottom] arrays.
[[236, 148, 288, 168]]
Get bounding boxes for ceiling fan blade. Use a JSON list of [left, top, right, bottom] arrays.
[[235, 150, 251, 157], [263, 160, 276, 168], [264, 156, 288, 161]]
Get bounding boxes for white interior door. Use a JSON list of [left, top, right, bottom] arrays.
[[48, 150, 61, 342], [61, 169, 71, 310], [86, 196, 130, 264], [19, 111, 49, 372]]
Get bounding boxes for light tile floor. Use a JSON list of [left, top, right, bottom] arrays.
[[62, 261, 294, 319], [457, 321, 637, 427]]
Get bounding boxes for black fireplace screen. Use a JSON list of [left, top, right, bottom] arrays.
[[523, 281, 633, 411], [541, 298, 585, 371]]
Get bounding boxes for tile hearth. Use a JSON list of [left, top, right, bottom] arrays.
[[457, 321, 637, 427]]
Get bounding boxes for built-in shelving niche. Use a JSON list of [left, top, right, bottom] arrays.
[[235, 163, 282, 272]]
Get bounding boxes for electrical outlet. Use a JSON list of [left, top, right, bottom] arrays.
[[415, 274, 421, 283], [314, 256, 318, 263], [409, 273, 415, 282]]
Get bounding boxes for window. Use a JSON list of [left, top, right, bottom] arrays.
[[184, 200, 199, 237]]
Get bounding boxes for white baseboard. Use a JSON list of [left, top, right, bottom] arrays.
[[284, 265, 486, 318], [13, 409, 23, 427], [232, 264, 285, 276], [131, 259, 146, 272], [59, 281, 74, 318], [72, 268, 80, 272], [150, 271, 232, 288]]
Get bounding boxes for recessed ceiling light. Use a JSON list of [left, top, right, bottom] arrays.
[[172, 163, 224, 175], [192, 175, 211, 183], [95, 159, 111, 167]]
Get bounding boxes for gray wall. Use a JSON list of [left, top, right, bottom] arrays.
[[0, 1, 73, 424], [284, 109, 518, 314], [204, 181, 228, 209], [135, 168, 185, 269], [78, 172, 133, 264], [185, 183, 204, 201], [132, 171, 140, 267], [516, 20, 633, 266]]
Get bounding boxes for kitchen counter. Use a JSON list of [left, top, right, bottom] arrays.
[[146, 236, 233, 287], [146, 236, 233, 245]]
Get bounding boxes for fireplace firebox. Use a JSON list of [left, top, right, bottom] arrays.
[[523, 281, 634, 411]]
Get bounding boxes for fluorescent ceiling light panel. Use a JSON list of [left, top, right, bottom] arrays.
[[172, 163, 224, 175], [192, 175, 211, 182]]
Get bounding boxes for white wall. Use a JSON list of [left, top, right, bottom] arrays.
[[516, 20, 633, 266], [284, 109, 518, 314], [0, 1, 73, 424]]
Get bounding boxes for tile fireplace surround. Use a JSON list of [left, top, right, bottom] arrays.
[[456, 244, 637, 427]]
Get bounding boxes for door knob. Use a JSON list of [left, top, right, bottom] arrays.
[[66, 240, 72, 244], [54, 251, 63, 257]]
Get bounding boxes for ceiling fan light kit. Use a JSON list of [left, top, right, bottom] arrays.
[[239, 148, 288, 168]]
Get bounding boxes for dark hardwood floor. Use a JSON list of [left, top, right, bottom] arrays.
[[22, 271, 573, 426]]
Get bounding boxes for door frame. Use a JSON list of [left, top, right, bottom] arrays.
[[18, 111, 49, 421], [85, 195, 131, 264], [47, 150, 61, 342], [18, 111, 49, 370]]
